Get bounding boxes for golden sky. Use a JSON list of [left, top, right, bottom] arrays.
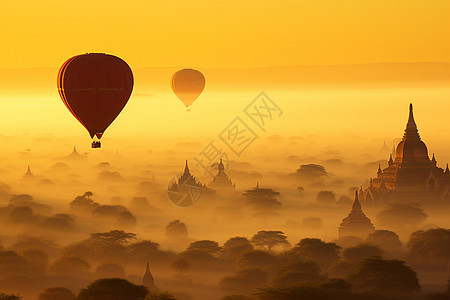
[[0, 0, 449, 68]]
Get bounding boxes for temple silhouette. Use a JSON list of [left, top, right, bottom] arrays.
[[167, 161, 206, 207], [360, 104, 450, 207], [208, 159, 235, 193], [23, 165, 34, 179], [339, 191, 375, 238], [142, 261, 156, 290]]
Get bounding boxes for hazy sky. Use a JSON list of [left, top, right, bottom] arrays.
[[0, 0, 449, 68]]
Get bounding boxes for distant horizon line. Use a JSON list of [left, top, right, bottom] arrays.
[[1, 61, 449, 70]]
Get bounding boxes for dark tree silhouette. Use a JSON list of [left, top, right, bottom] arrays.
[[41, 214, 75, 231], [292, 238, 341, 270], [90, 230, 136, 244], [127, 240, 173, 265], [165, 220, 188, 238], [272, 261, 326, 287], [347, 257, 420, 293], [377, 203, 427, 231], [171, 257, 190, 279], [70, 192, 99, 212], [319, 278, 352, 291], [366, 230, 402, 254], [77, 278, 148, 300], [219, 268, 268, 294], [0, 294, 22, 300], [116, 210, 137, 227], [7, 206, 40, 225], [236, 250, 278, 270], [186, 240, 222, 256], [293, 164, 328, 180], [316, 191, 336, 204], [408, 228, 450, 270], [342, 243, 382, 263], [243, 184, 281, 226], [11, 235, 59, 256], [256, 283, 350, 300], [144, 291, 177, 300], [221, 296, 252, 300], [50, 256, 90, 276], [222, 237, 254, 260], [328, 259, 357, 278], [38, 287, 75, 300], [251, 231, 290, 251]]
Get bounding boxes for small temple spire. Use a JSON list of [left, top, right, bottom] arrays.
[[431, 153, 437, 165], [408, 103, 415, 125], [256, 182, 260, 189], [445, 163, 450, 175], [184, 160, 190, 175], [24, 165, 34, 179], [388, 154, 394, 166], [377, 164, 382, 175], [142, 261, 155, 289], [352, 191, 362, 211], [218, 158, 225, 175]]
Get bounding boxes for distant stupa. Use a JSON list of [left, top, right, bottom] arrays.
[[65, 146, 85, 160], [142, 262, 155, 290], [209, 159, 235, 193], [380, 140, 389, 152], [338, 191, 375, 238], [23, 165, 34, 179]]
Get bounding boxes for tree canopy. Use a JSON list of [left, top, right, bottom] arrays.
[[77, 278, 148, 300], [347, 257, 420, 293], [38, 287, 75, 300], [251, 231, 290, 251], [292, 238, 341, 270]]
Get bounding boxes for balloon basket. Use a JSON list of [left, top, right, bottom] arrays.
[[186, 108, 191, 112], [92, 141, 101, 148]]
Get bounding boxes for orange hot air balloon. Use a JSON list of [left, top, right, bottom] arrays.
[[171, 69, 205, 110], [57, 53, 134, 148]]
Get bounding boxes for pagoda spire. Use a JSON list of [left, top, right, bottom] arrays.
[[388, 154, 394, 166], [445, 163, 450, 175], [256, 182, 260, 189], [218, 158, 225, 176], [377, 164, 382, 175], [142, 261, 155, 288], [183, 160, 190, 175], [352, 191, 361, 211], [403, 103, 421, 140], [431, 153, 437, 166]]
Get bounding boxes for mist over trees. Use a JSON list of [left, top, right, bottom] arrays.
[[0, 144, 449, 300]]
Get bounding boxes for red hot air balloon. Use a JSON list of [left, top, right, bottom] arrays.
[[171, 69, 205, 111], [57, 53, 134, 148]]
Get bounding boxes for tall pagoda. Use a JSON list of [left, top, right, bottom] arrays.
[[339, 191, 375, 238], [360, 104, 450, 207]]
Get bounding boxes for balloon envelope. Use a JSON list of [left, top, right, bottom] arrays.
[[57, 53, 134, 139], [171, 69, 205, 108]]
